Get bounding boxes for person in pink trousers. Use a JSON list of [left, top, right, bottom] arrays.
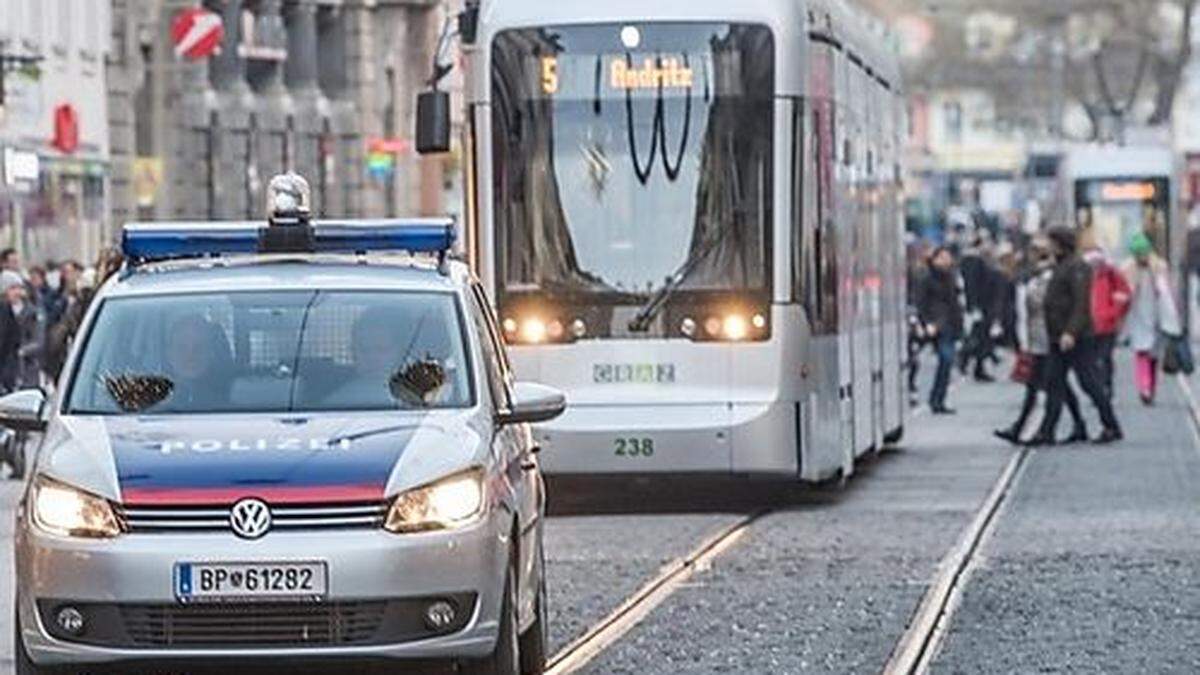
[[1121, 233, 1181, 405]]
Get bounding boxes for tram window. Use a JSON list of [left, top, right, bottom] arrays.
[[791, 103, 804, 305], [811, 99, 839, 334]]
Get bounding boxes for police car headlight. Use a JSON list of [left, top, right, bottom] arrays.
[[31, 476, 122, 539], [384, 469, 486, 533]]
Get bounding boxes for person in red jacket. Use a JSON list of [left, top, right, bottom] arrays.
[[1081, 229, 1131, 399]]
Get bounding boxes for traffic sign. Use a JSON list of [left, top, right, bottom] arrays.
[[171, 7, 224, 61]]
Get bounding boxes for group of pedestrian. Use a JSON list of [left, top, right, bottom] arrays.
[[913, 223, 1184, 447], [0, 249, 99, 396]]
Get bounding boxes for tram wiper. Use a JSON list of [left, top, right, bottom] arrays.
[[628, 233, 723, 333]]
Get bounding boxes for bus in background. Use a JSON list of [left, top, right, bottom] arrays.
[[417, 0, 907, 482]]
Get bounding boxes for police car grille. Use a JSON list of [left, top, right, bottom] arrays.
[[120, 601, 387, 646], [118, 503, 389, 534]]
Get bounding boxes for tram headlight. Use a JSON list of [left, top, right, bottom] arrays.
[[502, 313, 582, 344], [686, 308, 769, 343], [520, 318, 548, 344], [723, 314, 749, 341]]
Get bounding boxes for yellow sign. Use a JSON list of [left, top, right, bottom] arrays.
[[134, 157, 164, 208], [1100, 182, 1157, 202], [610, 58, 694, 90], [541, 56, 559, 95]]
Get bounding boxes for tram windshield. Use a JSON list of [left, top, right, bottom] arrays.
[[490, 23, 774, 339], [1075, 178, 1171, 263]]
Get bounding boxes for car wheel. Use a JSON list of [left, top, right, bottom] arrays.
[[14, 602, 55, 675], [462, 557, 521, 675], [518, 540, 548, 675]]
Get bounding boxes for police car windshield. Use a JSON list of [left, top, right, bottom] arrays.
[[65, 291, 473, 415]]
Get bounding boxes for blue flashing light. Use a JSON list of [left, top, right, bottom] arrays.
[[121, 219, 457, 263], [122, 222, 260, 261], [314, 220, 456, 255]]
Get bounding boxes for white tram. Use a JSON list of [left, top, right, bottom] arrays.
[[421, 0, 907, 481], [1063, 145, 1181, 269]]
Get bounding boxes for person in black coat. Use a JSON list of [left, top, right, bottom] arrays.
[[0, 275, 22, 394], [1027, 227, 1123, 446], [917, 246, 964, 414]]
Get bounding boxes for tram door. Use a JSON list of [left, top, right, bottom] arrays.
[[806, 40, 851, 480], [845, 59, 873, 458], [833, 51, 858, 472]]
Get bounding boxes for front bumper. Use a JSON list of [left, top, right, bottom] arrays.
[[14, 509, 510, 666], [536, 401, 799, 475]]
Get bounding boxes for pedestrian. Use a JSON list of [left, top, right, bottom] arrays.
[[907, 244, 932, 395], [44, 255, 107, 383], [5, 272, 42, 390], [1081, 229, 1131, 398], [0, 248, 21, 274], [957, 236, 1002, 382], [994, 239, 1087, 445], [1121, 232, 1181, 405], [916, 246, 964, 415], [1026, 227, 1124, 446], [0, 272, 25, 394]]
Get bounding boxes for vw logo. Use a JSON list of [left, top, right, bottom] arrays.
[[229, 498, 272, 540]]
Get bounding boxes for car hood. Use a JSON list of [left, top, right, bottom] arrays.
[[38, 412, 486, 506]]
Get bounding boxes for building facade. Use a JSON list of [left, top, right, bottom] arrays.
[[108, 0, 446, 235], [0, 0, 112, 266]]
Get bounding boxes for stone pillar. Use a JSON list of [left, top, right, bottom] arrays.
[[210, 0, 249, 94], [257, 0, 289, 98], [285, 1, 320, 96]]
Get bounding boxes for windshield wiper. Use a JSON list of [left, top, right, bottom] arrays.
[[628, 229, 725, 333]]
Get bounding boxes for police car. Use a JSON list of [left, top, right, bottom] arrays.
[[4, 174, 565, 674]]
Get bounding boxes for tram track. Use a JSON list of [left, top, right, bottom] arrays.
[[544, 373, 1004, 674], [1174, 373, 1200, 445], [544, 511, 767, 674], [882, 446, 1030, 675]]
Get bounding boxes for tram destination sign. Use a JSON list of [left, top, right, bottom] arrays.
[[535, 54, 704, 97]]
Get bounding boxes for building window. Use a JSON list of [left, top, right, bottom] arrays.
[[943, 101, 963, 144]]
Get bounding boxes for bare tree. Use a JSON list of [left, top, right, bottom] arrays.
[[859, 0, 1197, 137]]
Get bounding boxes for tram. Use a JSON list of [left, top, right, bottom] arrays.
[[419, 0, 907, 481], [1064, 145, 1181, 269]]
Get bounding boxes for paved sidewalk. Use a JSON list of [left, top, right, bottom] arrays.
[[933, 353, 1200, 672]]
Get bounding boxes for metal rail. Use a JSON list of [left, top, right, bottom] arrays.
[[881, 447, 1030, 675], [544, 511, 769, 674]]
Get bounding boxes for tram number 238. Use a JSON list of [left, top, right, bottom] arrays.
[[614, 437, 655, 458]]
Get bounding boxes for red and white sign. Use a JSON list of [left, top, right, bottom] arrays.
[[51, 104, 79, 154], [171, 7, 224, 61]]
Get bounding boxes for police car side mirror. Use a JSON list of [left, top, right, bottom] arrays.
[[498, 382, 566, 427], [0, 389, 47, 433], [416, 90, 452, 155]]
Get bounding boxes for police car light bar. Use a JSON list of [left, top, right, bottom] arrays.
[[122, 219, 457, 263]]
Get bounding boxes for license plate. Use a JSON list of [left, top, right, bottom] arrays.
[[175, 562, 328, 602]]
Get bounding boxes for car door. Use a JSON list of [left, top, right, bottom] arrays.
[[468, 284, 543, 620]]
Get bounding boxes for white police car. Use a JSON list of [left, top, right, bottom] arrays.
[[4, 174, 565, 674]]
